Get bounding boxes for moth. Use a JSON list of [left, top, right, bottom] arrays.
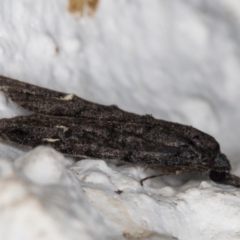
[[0, 75, 239, 187]]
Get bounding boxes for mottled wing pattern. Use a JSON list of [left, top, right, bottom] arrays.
[[0, 76, 220, 170], [0, 76, 139, 120]]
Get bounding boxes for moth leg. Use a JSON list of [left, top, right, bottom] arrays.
[[140, 173, 165, 186], [140, 170, 178, 186], [140, 165, 208, 186]]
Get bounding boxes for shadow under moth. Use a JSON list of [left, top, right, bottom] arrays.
[[0, 75, 239, 187]]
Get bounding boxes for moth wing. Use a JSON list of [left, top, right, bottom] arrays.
[[0, 114, 163, 160], [0, 76, 220, 167], [0, 114, 213, 168], [0, 76, 135, 120]]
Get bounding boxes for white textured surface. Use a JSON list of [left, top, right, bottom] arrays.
[[0, 147, 109, 240], [0, 0, 240, 239]]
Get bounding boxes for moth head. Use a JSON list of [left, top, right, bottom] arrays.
[[209, 153, 240, 187], [212, 153, 231, 172]]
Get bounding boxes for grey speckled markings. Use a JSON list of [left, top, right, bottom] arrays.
[[0, 75, 239, 187]]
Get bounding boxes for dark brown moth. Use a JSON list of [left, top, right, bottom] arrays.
[[0, 75, 239, 187]]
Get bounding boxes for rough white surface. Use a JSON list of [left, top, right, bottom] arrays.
[[0, 147, 109, 240], [15, 146, 65, 185], [0, 0, 240, 239]]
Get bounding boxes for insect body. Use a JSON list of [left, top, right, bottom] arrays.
[[0, 76, 239, 187]]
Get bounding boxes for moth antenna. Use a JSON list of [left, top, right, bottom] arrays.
[[224, 174, 240, 188], [210, 170, 240, 188]]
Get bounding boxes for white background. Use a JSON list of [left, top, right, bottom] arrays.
[[0, 0, 240, 239]]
